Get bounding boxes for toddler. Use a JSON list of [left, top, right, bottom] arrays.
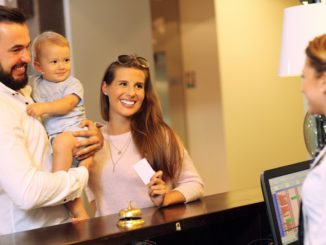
[[27, 31, 91, 221]]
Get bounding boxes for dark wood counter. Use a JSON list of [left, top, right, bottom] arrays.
[[0, 187, 270, 245]]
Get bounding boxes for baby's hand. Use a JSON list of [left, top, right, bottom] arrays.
[[26, 103, 45, 117]]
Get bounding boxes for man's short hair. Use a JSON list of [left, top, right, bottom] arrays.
[[0, 5, 26, 24]]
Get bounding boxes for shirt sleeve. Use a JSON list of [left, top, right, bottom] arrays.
[[0, 105, 88, 210], [64, 77, 84, 105], [173, 149, 205, 203]]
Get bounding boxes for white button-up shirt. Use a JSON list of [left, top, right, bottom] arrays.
[[0, 82, 88, 235], [302, 146, 326, 245]]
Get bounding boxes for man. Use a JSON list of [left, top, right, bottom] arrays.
[[0, 5, 101, 234]]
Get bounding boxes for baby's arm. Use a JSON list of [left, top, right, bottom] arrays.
[[27, 94, 79, 117]]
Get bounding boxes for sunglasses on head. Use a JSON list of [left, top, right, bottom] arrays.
[[117, 54, 149, 69]]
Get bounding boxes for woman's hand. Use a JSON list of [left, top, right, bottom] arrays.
[[148, 171, 186, 207], [148, 170, 167, 207], [73, 119, 104, 160]]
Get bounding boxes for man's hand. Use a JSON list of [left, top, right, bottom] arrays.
[[73, 119, 104, 159]]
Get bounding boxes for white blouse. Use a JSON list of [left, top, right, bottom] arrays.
[[302, 146, 326, 245]]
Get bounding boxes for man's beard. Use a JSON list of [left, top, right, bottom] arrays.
[[0, 63, 28, 91]]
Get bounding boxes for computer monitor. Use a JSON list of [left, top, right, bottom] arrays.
[[260, 160, 311, 245]]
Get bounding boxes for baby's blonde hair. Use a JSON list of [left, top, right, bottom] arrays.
[[32, 31, 69, 62]]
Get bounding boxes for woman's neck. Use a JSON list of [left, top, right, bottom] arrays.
[[106, 118, 131, 135]]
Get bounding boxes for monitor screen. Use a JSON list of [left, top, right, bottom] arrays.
[[269, 169, 309, 244], [261, 160, 311, 245]]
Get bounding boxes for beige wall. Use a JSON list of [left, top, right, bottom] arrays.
[[64, 0, 309, 195], [64, 0, 154, 123], [179, 0, 228, 194], [150, 0, 188, 145], [215, 0, 308, 191]]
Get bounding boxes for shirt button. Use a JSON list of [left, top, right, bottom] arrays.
[[63, 198, 67, 202]]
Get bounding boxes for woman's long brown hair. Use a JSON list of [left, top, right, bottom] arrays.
[[100, 55, 183, 180]]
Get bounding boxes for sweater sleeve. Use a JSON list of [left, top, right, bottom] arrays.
[[173, 149, 204, 203]]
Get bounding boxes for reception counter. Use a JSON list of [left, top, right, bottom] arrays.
[[0, 187, 270, 244]]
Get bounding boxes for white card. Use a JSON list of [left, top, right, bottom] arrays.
[[133, 158, 155, 185]]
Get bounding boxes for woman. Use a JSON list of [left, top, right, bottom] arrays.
[[301, 33, 326, 245], [88, 54, 204, 216]]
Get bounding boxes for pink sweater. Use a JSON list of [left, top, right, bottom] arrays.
[[88, 126, 204, 216]]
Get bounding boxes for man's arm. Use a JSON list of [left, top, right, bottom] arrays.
[[0, 108, 88, 210]]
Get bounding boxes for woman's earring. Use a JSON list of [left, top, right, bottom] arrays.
[[103, 92, 108, 95]]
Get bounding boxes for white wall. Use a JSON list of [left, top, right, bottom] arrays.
[[64, 0, 154, 123]]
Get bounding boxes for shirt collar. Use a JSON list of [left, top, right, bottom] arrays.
[[0, 82, 33, 105], [311, 145, 326, 168], [0, 82, 19, 95]]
